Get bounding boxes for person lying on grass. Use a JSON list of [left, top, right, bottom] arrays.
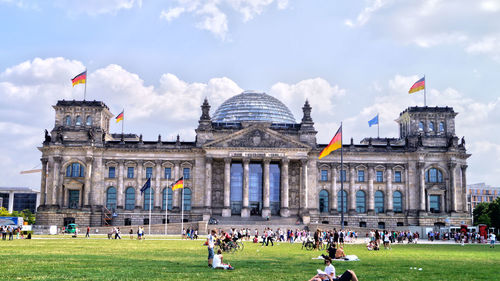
[[309, 256, 358, 281], [212, 249, 234, 270]]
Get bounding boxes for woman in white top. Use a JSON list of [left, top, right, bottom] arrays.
[[212, 249, 234, 270], [308, 257, 358, 281]]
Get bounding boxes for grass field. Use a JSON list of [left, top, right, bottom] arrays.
[[0, 237, 498, 280]]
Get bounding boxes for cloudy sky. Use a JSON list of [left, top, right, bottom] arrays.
[[1, 0, 499, 188]]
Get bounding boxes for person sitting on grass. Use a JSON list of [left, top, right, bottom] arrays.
[[212, 249, 234, 270], [335, 246, 346, 259], [309, 256, 358, 281]]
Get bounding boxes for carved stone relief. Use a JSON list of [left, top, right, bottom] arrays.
[[211, 160, 224, 208]]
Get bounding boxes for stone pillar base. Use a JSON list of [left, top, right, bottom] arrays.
[[202, 213, 211, 221], [241, 208, 250, 218], [367, 210, 375, 215], [301, 215, 311, 224], [261, 208, 271, 219], [418, 210, 427, 216], [222, 208, 231, 217], [386, 211, 394, 216], [280, 208, 290, 217]]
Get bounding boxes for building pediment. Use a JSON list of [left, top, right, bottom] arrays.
[[203, 125, 311, 150]]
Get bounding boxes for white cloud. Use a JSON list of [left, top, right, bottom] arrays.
[[345, 0, 392, 27], [270, 78, 346, 122], [54, 0, 141, 16], [466, 35, 500, 62], [413, 32, 468, 48], [480, 0, 500, 12], [160, 0, 289, 39]]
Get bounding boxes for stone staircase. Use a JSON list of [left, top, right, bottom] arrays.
[[209, 215, 307, 233]]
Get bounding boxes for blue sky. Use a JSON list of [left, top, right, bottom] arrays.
[[1, 0, 500, 188]]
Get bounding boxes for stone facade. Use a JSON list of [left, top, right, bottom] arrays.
[[36, 95, 471, 229]]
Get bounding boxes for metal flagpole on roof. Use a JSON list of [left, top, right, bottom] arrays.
[[84, 68, 87, 100], [181, 188, 184, 236], [340, 122, 344, 230], [424, 74, 427, 106], [148, 182, 152, 235]]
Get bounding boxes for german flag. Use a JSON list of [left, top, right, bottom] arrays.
[[409, 77, 425, 94], [171, 177, 184, 191], [115, 110, 124, 123], [71, 71, 87, 87], [319, 125, 342, 159]]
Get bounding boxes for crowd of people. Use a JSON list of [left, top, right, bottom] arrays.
[[181, 227, 199, 240], [0, 225, 29, 240]]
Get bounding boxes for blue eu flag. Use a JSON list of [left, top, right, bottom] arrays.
[[368, 114, 379, 127], [140, 178, 151, 195]]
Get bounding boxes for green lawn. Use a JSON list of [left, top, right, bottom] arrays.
[[0, 237, 498, 280]]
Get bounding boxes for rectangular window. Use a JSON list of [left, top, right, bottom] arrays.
[[183, 168, 190, 180], [339, 170, 347, 182], [320, 170, 328, 181], [68, 190, 80, 209], [376, 171, 383, 182], [164, 167, 171, 179], [430, 195, 441, 213], [127, 167, 134, 179], [146, 167, 153, 179], [108, 167, 115, 178], [394, 171, 402, 183], [357, 170, 365, 182]]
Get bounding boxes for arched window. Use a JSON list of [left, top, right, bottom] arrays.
[[106, 187, 117, 210], [75, 115, 82, 126], [65, 115, 71, 126], [319, 190, 329, 213], [439, 122, 445, 132], [125, 187, 135, 210], [183, 188, 192, 211], [143, 187, 154, 210], [66, 162, 84, 177], [86, 116, 92, 126], [356, 190, 366, 213], [162, 187, 173, 210], [337, 190, 347, 213], [418, 121, 424, 131], [429, 122, 434, 132], [393, 191, 403, 213], [426, 168, 443, 183], [375, 190, 384, 213]]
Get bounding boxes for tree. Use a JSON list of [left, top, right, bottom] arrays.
[[473, 202, 489, 226], [488, 197, 500, 230]]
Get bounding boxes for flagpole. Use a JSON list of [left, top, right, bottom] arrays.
[[84, 68, 87, 100], [121, 109, 124, 141], [148, 182, 152, 235], [181, 188, 184, 236], [340, 122, 344, 231], [377, 113, 380, 138], [424, 74, 427, 106]]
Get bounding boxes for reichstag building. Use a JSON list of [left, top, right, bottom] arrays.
[[36, 91, 471, 229]]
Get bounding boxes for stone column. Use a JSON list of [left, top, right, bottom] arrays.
[[367, 165, 375, 214], [418, 162, 426, 213], [386, 166, 393, 213], [280, 158, 290, 217], [84, 156, 93, 208], [172, 161, 180, 211], [52, 156, 61, 208], [8, 191, 14, 213], [331, 165, 337, 213], [91, 156, 104, 208], [117, 160, 124, 209], [461, 165, 468, 213], [40, 158, 48, 207], [204, 157, 213, 211], [241, 158, 250, 217], [135, 161, 143, 209], [349, 165, 356, 213], [300, 159, 309, 213], [222, 158, 232, 217], [154, 161, 162, 210], [262, 158, 271, 218], [449, 162, 457, 213]]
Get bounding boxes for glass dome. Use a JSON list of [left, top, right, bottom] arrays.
[[212, 91, 296, 124]]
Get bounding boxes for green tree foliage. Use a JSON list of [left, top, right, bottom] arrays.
[[0, 207, 36, 224], [473, 198, 500, 230]]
